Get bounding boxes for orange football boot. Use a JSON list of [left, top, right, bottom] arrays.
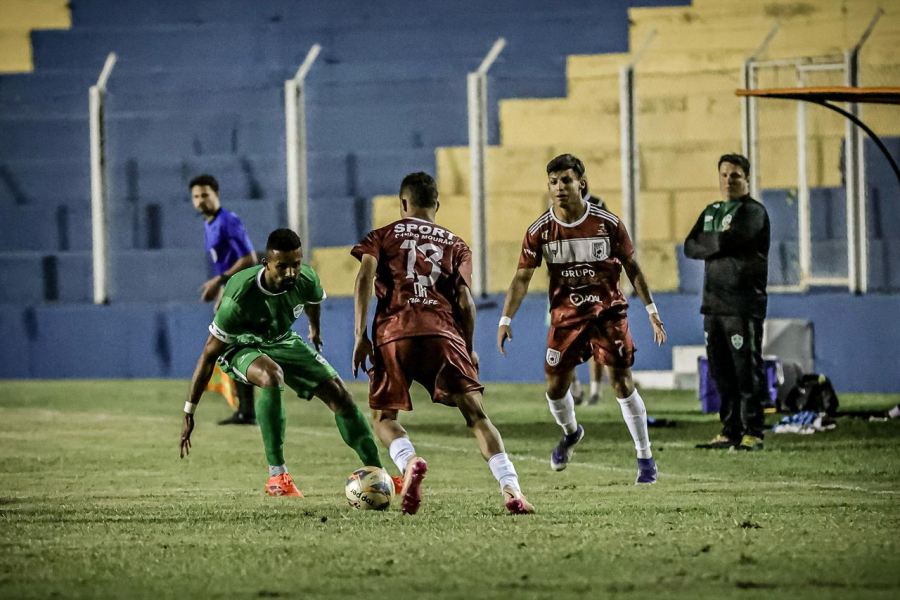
[[266, 473, 303, 497], [391, 475, 404, 496]]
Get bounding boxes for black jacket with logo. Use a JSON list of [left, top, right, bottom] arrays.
[[683, 195, 770, 319]]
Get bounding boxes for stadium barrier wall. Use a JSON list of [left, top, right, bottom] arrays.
[[0, 291, 897, 393]]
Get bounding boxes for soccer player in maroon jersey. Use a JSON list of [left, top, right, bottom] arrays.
[[351, 172, 535, 515], [497, 154, 667, 483]]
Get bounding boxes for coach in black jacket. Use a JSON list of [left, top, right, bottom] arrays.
[[684, 154, 770, 451]]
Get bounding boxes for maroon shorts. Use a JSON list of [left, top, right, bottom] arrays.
[[545, 307, 635, 375], [368, 335, 484, 411]]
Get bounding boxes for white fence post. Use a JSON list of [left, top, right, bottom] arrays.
[[285, 44, 321, 252], [467, 37, 505, 297], [90, 52, 116, 305]]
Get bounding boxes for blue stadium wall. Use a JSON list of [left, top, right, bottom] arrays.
[[1, 291, 898, 393]]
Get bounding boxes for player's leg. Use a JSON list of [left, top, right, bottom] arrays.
[[452, 390, 534, 514], [593, 311, 656, 483], [588, 358, 604, 405], [367, 340, 425, 514], [700, 314, 743, 448], [732, 317, 767, 451], [267, 332, 383, 469], [605, 365, 656, 484], [545, 326, 587, 471], [218, 380, 257, 425], [313, 376, 383, 468], [569, 373, 585, 406], [372, 408, 425, 515], [240, 352, 301, 497]]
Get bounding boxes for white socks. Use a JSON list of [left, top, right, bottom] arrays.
[[269, 464, 287, 477], [616, 389, 652, 459], [389, 437, 416, 474], [488, 452, 520, 492], [889, 405, 900, 419], [547, 391, 578, 435], [590, 381, 600, 396]]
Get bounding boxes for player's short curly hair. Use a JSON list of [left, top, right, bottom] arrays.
[[266, 228, 302, 253], [400, 172, 438, 208], [189, 174, 219, 192], [718, 153, 751, 177], [546, 154, 585, 179]]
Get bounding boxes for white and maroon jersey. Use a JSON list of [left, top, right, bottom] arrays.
[[352, 218, 472, 347], [518, 203, 634, 327]]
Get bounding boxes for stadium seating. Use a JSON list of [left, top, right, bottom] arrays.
[[2, 0, 699, 303], [435, 0, 900, 294], [1, 0, 898, 390]]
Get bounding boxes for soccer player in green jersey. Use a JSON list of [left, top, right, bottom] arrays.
[[179, 229, 397, 497]]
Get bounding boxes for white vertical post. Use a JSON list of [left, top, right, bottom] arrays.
[[285, 44, 321, 252], [796, 69, 811, 289], [467, 37, 505, 297], [619, 64, 638, 259], [845, 49, 866, 293], [740, 61, 760, 199], [90, 52, 116, 305]]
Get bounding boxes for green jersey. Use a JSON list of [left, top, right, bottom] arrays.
[[700, 198, 743, 233], [209, 264, 325, 346]]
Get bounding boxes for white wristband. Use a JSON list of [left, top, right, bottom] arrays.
[[645, 302, 659, 316], [184, 401, 198, 415], [499, 316, 512, 327]]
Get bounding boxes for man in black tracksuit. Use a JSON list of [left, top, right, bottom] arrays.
[[684, 154, 770, 451]]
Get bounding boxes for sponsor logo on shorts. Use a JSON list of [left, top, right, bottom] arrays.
[[315, 353, 329, 366], [293, 304, 304, 318], [546, 348, 561, 366], [731, 334, 744, 350], [569, 293, 602, 307]]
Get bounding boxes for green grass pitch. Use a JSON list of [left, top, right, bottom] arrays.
[[1, 380, 899, 599]]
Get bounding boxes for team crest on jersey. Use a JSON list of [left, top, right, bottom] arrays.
[[546, 348, 561, 366], [293, 304, 304, 318], [548, 241, 560, 257], [591, 239, 610, 260], [722, 214, 733, 230], [731, 334, 744, 350]]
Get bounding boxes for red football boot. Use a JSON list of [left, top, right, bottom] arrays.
[[400, 457, 427, 515]]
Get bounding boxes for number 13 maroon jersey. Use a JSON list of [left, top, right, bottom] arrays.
[[519, 204, 634, 328], [351, 217, 473, 347]]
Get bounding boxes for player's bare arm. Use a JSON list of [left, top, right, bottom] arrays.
[[454, 282, 479, 370], [621, 255, 667, 346], [497, 267, 535, 356], [181, 333, 229, 457], [200, 251, 258, 302], [352, 254, 378, 377], [305, 302, 323, 352]]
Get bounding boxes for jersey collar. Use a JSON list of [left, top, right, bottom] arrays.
[[256, 267, 288, 296], [550, 201, 590, 228]]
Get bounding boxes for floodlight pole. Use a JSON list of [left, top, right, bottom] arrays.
[[741, 23, 780, 200], [90, 52, 117, 305], [467, 37, 505, 297], [285, 44, 321, 252], [619, 31, 655, 265]]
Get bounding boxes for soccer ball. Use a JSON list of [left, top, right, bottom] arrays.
[[345, 466, 395, 511]]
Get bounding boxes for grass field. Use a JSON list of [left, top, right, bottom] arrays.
[[1, 380, 899, 599]]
